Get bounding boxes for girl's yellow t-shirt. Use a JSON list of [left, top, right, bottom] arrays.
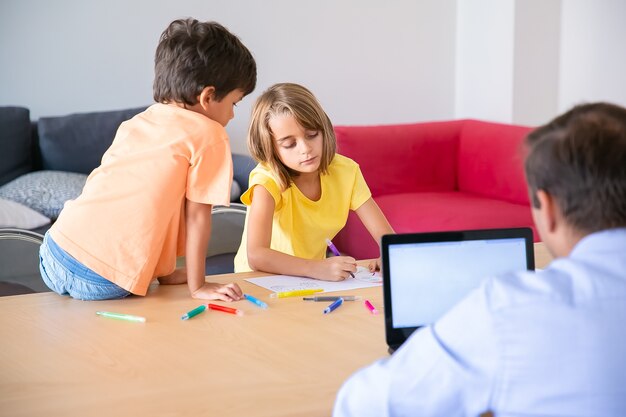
[[234, 154, 371, 272]]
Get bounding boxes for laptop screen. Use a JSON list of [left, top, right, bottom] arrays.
[[382, 228, 534, 351]]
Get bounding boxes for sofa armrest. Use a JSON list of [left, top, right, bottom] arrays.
[[0, 106, 33, 186], [334, 121, 464, 197]]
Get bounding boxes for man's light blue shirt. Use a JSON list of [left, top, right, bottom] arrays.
[[334, 228, 626, 416]]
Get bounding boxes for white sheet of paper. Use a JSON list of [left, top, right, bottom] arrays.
[[245, 266, 382, 293]]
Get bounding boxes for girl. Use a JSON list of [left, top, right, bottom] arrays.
[[234, 83, 394, 281]]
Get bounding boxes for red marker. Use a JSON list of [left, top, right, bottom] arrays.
[[208, 303, 244, 316]]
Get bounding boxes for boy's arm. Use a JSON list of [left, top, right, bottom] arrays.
[[246, 186, 356, 281], [354, 197, 395, 271], [185, 200, 243, 300]]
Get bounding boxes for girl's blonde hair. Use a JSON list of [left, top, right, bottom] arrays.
[[247, 83, 337, 191]]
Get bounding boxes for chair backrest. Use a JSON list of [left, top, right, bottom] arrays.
[[0, 228, 49, 295], [207, 204, 247, 258]]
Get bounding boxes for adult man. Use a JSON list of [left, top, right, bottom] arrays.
[[334, 103, 626, 416]]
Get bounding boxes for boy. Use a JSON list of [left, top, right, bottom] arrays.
[[334, 102, 626, 416], [39, 19, 256, 301]]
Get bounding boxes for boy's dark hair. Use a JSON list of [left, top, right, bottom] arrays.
[[525, 102, 626, 233], [153, 18, 256, 104]]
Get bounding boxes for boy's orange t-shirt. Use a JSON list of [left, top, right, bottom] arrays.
[[50, 103, 233, 295]]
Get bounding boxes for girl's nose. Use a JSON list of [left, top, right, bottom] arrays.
[[299, 140, 311, 153]]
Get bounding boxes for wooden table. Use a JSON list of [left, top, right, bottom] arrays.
[[0, 244, 553, 417], [534, 242, 553, 269]]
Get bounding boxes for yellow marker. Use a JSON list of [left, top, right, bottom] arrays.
[[270, 288, 324, 298]]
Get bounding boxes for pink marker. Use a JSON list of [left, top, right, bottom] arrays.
[[364, 299, 379, 315]]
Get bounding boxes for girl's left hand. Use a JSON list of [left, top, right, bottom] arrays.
[[368, 258, 382, 272]]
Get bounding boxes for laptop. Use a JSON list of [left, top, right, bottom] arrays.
[[381, 227, 534, 353]]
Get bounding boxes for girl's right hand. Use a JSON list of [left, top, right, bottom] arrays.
[[312, 256, 357, 281]]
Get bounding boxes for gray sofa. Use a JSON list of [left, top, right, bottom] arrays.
[[0, 105, 254, 277]]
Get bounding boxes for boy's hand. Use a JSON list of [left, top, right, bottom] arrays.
[[311, 256, 357, 282], [191, 282, 243, 301]]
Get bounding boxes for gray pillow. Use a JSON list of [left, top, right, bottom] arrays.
[[0, 171, 87, 220], [0, 197, 50, 229]]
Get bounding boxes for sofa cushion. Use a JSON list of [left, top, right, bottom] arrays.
[[0, 171, 87, 219], [335, 121, 463, 197], [457, 120, 532, 205], [0, 197, 51, 229], [37, 107, 146, 174], [0, 106, 33, 186], [334, 191, 537, 260], [232, 153, 255, 195]]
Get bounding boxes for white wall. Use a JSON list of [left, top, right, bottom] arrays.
[[454, 0, 563, 126], [559, 0, 626, 112], [0, 0, 457, 154], [455, 0, 515, 122], [454, 0, 626, 126], [2, 0, 625, 153], [513, 0, 561, 126]]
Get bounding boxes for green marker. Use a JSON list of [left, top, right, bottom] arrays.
[[96, 311, 146, 323], [181, 305, 207, 320]]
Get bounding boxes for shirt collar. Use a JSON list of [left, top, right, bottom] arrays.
[[570, 227, 626, 259]]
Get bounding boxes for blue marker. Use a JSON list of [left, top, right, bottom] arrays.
[[323, 297, 344, 314], [244, 294, 268, 309]]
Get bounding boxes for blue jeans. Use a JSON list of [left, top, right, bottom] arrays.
[[39, 232, 131, 300]]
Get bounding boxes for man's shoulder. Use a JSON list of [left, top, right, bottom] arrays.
[[482, 256, 601, 314]]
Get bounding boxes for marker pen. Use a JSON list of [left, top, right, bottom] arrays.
[[303, 295, 361, 302], [323, 297, 344, 314], [181, 305, 207, 320], [96, 311, 146, 323], [325, 238, 355, 278], [270, 289, 324, 298], [208, 303, 244, 316], [244, 294, 268, 309], [364, 299, 379, 315]]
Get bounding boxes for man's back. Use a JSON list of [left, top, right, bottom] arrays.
[[485, 228, 626, 415], [334, 228, 626, 416]]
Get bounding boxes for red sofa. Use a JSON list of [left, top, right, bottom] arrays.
[[332, 119, 538, 260]]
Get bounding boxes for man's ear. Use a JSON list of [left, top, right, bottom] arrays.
[[197, 86, 216, 111], [536, 189, 558, 233]]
